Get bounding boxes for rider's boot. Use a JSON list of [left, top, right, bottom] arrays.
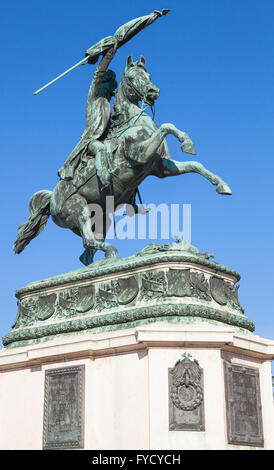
[[95, 148, 111, 189], [88, 141, 111, 189]]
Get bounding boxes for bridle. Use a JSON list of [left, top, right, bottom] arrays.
[[103, 67, 159, 220], [107, 71, 157, 140], [123, 73, 151, 104]]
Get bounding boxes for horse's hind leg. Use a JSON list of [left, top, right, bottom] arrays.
[[80, 212, 114, 265], [60, 194, 118, 263], [159, 158, 232, 195]]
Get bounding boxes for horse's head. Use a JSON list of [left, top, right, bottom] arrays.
[[122, 55, 160, 106]]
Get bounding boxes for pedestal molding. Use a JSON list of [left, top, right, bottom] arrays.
[[1, 326, 274, 371]]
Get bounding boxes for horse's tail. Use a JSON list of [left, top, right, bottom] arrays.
[[13, 190, 52, 254]]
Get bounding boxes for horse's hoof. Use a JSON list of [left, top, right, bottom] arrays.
[[79, 248, 94, 266], [216, 182, 232, 195], [105, 247, 119, 259], [181, 141, 196, 155]]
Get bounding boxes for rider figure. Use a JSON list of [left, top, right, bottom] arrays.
[[58, 46, 117, 189]]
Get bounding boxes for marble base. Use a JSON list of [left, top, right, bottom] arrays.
[[0, 322, 273, 450]]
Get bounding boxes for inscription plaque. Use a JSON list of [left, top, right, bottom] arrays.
[[169, 353, 205, 431], [43, 365, 85, 449], [224, 362, 264, 447]]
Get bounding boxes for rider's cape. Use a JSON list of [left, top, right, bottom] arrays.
[[58, 97, 111, 181]]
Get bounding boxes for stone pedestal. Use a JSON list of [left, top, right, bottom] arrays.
[[1, 245, 273, 449]]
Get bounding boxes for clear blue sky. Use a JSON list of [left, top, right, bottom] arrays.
[[1, 0, 274, 345]]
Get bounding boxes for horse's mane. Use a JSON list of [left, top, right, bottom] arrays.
[[109, 59, 146, 133], [109, 71, 128, 132]]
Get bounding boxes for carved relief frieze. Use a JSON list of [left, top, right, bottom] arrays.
[[95, 281, 119, 312], [114, 276, 139, 305], [166, 268, 211, 301], [13, 284, 95, 329], [55, 284, 95, 318], [141, 270, 167, 301], [12, 298, 38, 328], [36, 293, 57, 321], [167, 269, 192, 297], [210, 276, 244, 312], [190, 271, 211, 301], [11, 268, 244, 334], [95, 275, 139, 311]]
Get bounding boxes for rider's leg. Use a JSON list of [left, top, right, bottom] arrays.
[[88, 141, 111, 188]]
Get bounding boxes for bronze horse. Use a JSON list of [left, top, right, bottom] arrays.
[[14, 53, 232, 265]]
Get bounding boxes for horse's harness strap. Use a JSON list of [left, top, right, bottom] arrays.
[[111, 156, 155, 208], [136, 188, 143, 205]]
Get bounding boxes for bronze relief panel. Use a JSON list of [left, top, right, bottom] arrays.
[[224, 362, 264, 447], [43, 365, 85, 449]]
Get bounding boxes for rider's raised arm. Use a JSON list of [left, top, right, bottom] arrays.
[[86, 46, 116, 125]]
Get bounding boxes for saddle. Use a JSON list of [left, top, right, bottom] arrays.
[[55, 138, 119, 212]]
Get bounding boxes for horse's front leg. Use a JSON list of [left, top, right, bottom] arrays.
[[160, 124, 197, 155], [128, 124, 196, 165], [159, 158, 232, 195], [146, 123, 196, 158]]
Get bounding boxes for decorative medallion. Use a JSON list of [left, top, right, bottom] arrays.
[[115, 276, 139, 305], [210, 276, 244, 312], [167, 269, 192, 297], [210, 276, 228, 305], [55, 284, 95, 318], [74, 284, 95, 313], [36, 293, 57, 321], [169, 352, 205, 431]]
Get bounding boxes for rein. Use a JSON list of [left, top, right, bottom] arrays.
[[109, 96, 157, 210], [104, 76, 158, 215]]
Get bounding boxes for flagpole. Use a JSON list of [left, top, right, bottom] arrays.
[[33, 9, 170, 96], [33, 57, 89, 96]]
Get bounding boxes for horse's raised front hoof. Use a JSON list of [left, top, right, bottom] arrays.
[[181, 141, 196, 155], [216, 182, 232, 195], [105, 246, 119, 259]]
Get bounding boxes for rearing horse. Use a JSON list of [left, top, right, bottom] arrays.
[[14, 53, 232, 265]]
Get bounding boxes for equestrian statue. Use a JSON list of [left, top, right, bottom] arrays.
[[13, 9, 232, 266]]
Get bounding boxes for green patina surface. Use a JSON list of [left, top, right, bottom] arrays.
[[8, 9, 243, 351], [3, 302, 254, 348], [5, 315, 252, 349], [3, 245, 253, 348], [15, 247, 240, 298]]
